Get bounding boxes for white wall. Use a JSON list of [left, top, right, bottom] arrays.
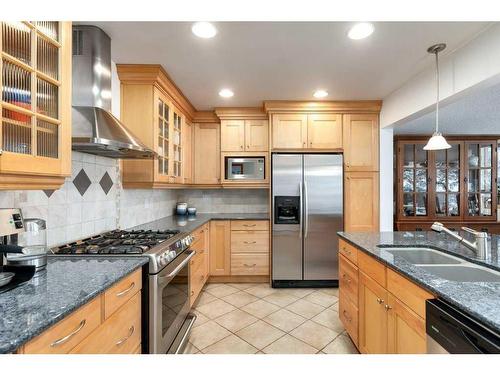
[[380, 23, 500, 129]]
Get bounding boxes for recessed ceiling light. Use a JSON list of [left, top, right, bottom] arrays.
[[313, 90, 328, 98], [347, 22, 374, 40], [219, 89, 234, 98], [191, 22, 217, 39]]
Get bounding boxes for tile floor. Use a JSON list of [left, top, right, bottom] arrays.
[[183, 283, 359, 354]]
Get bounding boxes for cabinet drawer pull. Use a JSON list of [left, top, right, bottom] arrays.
[[376, 298, 384, 304], [243, 224, 256, 227], [342, 310, 352, 323], [243, 241, 257, 244], [191, 290, 194, 296], [343, 247, 352, 255], [50, 319, 86, 347], [115, 326, 135, 346], [243, 263, 257, 267], [342, 273, 351, 283], [384, 304, 392, 311], [116, 282, 136, 297]]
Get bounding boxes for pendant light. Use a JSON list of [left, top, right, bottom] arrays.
[[423, 43, 451, 151]]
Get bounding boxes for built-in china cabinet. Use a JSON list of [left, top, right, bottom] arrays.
[[0, 21, 72, 189], [395, 136, 499, 233]]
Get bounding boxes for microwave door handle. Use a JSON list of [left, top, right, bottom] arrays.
[[157, 251, 195, 285], [299, 182, 303, 239]]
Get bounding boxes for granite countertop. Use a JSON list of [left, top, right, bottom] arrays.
[[337, 231, 500, 332], [0, 256, 148, 354], [130, 213, 270, 233]]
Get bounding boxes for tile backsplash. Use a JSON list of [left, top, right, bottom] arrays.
[[0, 152, 269, 247]]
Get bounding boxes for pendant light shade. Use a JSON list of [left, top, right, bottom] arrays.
[[424, 43, 450, 151]]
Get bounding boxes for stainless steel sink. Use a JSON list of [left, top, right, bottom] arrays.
[[417, 265, 500, 282], [381, 247, 462, 265]]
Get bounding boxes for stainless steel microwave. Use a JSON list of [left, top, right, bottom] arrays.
[[225, 157, 265, 180]]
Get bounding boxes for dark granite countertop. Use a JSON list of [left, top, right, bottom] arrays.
[[0, 256, 148, 354], [337, 231, 500, 333], [129, 213, 270, 233]]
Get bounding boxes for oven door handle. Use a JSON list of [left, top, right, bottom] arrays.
[[157, 251, 196, 284]]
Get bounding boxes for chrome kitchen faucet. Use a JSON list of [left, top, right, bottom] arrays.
[[431, 222, 490, 260]]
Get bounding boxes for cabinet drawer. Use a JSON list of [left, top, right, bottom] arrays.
[[231, 220, 269, 231], [231, 231, 269, 253], [387, 269, 434, 318], [339, 254, 358, 306], [71, 292, 141, 354], [339, 289, 359, 346], [339, 239, 358, 265], [231, 254, 269, 275], [24, 297, 102, 354], [358, 251, 386, 287], [104, 269, 142, 320]]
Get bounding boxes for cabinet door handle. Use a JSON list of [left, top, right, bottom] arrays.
[[115, 326, 135, 347], [50, 319, 86, 347], [376, 298, 384, 304], [342, 310, 352, 322], [191, 290, 195, 296], [243, 263, 257, 267], [116, 282, 136, 297], [243, 241, 257, 244], [384, 304, 392, 311], [342, 273, 351, 283], [342, 247, 352, 255]]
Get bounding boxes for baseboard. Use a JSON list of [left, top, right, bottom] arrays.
[[208, 275, 269, 283]]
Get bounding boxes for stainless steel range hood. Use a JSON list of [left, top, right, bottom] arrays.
[[72, 25, 155, 159]]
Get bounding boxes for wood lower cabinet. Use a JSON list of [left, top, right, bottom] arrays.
[[190, 223, 209, 305], [230, 220, 270, 276], [193, 123, 221, 185], [343, 113, 379, 171], [344, 172, 379, 232], [22, 269, 142, 354], [209, 220, 231, 276], [339, 239, 435, 354]]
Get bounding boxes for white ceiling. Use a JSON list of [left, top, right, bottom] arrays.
[[81, 22, 490, 110], [395, 82, 500, 135]]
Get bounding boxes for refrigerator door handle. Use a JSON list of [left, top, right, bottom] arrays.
[[299, 181, 303, 239], [304, 180, 309, 238]]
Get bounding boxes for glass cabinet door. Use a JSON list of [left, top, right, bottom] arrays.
[[464, 141, 497, 219], [400, 143, 430, 218], [157, 97, 170, 178], [172, 110, 182, 179], [434, 142, 462, 218]]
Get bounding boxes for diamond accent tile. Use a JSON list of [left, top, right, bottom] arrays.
[[43, 190, 55, 198], [73, 169, 91, 196], [99, 171, 113, 195]]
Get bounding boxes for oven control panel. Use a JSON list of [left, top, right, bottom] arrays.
[[156, 234, 195, 268], [0, 208, 24, 237]]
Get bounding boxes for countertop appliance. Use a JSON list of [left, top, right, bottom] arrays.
[[51, 228, 196, 354], [272, 154, 343, 287], [72, 25, 154, 159], [225, 156, 265, 180], [426, 299, 500, 353]]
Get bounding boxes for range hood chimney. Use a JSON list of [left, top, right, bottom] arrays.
[[71, 25, 155, 159]]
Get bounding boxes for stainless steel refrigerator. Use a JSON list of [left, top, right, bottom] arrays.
[[272, 154, 343, 287]]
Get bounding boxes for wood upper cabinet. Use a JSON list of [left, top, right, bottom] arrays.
[[343, 114, 379, 171], [209, 220, 231, 276], [0, 21, 72, 190], [183, 121, 193, 184], [344, 172, 379, 232], [307, 114, 343, 149], [358, 271, 388, 354], [272, 114, 307, 149], [245, 120, 268, 151], [193, 123, 220, 185], [221, 120, 245, 151]]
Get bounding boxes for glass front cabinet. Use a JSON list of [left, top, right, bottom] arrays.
[[0, 21, 72, 189], [396, 138, 498, 232]]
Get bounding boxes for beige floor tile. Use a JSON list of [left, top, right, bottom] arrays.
[[182, 341, 200, 354], [263, 292, 299, 307], [189, 321, 231, 350], [263, 309, 306, 332], [236, 320, 285, 350], [202, 334, 258, 354], [245, 284, 277, 298], [329, 302, 339, 311], [320, 288, 339, 297], [282, 288, 316, 298], [221, 291, 259, 308], [241, 299, 281, 319], [215, 309, 258, 332], [207, 284, 240, 298], [322, 333, 359, 354], [304, 290, 339, 308], [290, 320, 338, 350], [196, 299, 236, 319], [286, 299, 325, 319], [194, 292, 218, 307], [311, 308, 344, 333], [203, 283, 225, 291], [262, 334, 318, 354], [191, 311, 210, 328]]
